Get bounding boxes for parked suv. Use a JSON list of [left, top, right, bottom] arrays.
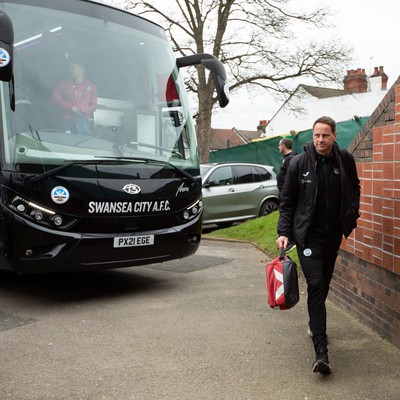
[[200, 162, 279, 227]]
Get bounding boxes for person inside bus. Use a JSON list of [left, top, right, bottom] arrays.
[[51, 60, 97, 135]]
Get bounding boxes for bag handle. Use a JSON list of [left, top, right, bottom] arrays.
[[279, 248, 286, 261]]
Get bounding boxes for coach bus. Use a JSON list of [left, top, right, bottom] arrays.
[[0, 0, 229, 272]]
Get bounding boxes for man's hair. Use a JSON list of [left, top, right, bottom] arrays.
[[280, 138, 293, 149], [313, 116, 336, 134]]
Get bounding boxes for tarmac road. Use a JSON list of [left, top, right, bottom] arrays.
[[0, 238, 399, 400]]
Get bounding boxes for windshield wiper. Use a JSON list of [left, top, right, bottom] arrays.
[[29, 157, 197, 183], [97, 156, 197, 183], [28, 160, 119, 183]]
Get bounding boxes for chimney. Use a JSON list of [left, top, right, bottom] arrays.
[[343, 68, 368, 93], [257, 119, 269, 134], [370, 65, 388, 91]]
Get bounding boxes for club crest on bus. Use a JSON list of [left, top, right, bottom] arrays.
[[123, 183, 141, 195], [51, 186, 70, 204], [0, 48, 11, 67]]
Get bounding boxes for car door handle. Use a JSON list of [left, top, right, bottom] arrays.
[[228, 188, 235, 192]]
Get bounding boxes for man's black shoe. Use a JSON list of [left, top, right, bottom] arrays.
[[312, 351, 331, 374]]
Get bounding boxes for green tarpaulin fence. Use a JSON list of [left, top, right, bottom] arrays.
[[209, 117, 368, 173]]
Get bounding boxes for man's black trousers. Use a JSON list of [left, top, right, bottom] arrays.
[[297, 232, 343, 352]]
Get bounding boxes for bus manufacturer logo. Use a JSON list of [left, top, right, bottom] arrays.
[[176, 182, 189, 196], [0, 48, 11, 68], [51, 186, 70, 204], [123, 183, 141, 195]]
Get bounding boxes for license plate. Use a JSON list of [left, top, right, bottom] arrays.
[[113, 235, 154, 248]]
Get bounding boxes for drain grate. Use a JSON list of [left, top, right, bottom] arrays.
[[0, 311, 35, 332], [145, 254, 233, 273]]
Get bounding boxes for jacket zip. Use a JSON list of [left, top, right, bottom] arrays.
[[303, 159, 319, 245], [322, 157, 330, 233]]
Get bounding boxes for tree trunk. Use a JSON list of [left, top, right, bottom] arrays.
[[196, 109, 213, 163]]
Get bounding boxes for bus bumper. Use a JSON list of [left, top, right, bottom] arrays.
[[1, 211, 202, 273]]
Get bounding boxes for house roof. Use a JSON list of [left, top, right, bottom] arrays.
[[265, 80, 387, 137], [210, 128, 261, 150], [234, 129, 261, 141], [298, 84, 350, 98]]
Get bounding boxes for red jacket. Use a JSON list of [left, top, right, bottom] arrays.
[[52, 79, 97, 119]]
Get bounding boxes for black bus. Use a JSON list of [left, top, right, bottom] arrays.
[[0, 0, 229, 272]]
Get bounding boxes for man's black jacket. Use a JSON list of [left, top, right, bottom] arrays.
[[277, 151, 297, 193], [277, 141, 360, 247]]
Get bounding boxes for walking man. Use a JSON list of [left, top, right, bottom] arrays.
[[277, 138, 297, 194], [276, 116, 360, 374]]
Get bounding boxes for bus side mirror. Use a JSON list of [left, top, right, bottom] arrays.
[[176, 53, 230, 108], [0, 8, 14, 82], [201, 58, 230, 108]]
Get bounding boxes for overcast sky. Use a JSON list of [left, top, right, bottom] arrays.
[[214, 0, 400, 130], [103, 0, 400, 131]]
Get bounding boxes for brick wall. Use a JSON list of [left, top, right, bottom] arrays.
[[330, 79, 400, 349]]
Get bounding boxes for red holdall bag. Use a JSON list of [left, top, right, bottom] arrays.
[[266, 249, 299, 310]]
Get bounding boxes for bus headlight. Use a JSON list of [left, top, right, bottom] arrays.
[[181, 199, 202, 222], [16, 203, 26, 212], [52, 215, 63, 226], [32, 211, 44, 221], [9, 195, 76, 229]]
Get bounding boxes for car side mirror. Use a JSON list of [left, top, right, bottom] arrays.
[[205, 179, 220, 188]]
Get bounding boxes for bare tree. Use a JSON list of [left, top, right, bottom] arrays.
[[124, 0, 351, 162]]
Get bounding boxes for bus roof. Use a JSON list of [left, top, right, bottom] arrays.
[[83, 0, 164, 31]]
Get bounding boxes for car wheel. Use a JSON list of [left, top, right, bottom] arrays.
[[260, 200, 278, 216]]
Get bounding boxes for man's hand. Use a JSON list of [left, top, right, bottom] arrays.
[[276, 236, 289, 250]]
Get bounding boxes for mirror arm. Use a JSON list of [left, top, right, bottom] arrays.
[[9, 74, 15, 111], [176, 53, 229, 108]]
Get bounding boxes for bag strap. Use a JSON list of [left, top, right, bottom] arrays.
[[279, 249, 286, 260]]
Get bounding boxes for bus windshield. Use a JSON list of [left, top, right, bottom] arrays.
[[0, 0, 198, 173]]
